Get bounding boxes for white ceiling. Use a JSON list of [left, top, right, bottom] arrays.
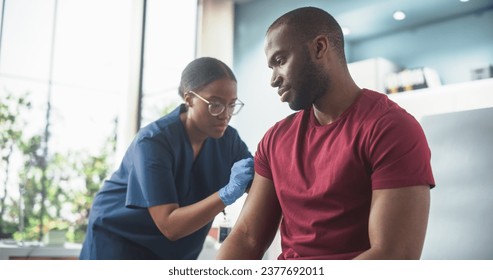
[[234, 0, 493, 42]]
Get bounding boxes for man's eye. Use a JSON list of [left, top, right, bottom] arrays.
[[275, 57, 285, 65]]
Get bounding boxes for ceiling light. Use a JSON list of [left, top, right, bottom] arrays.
[[393, 10, 406, 21], [460, 0, 470, 2]]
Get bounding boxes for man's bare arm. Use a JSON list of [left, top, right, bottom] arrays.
[[216, 173, 282, 259], [354, 185, 430, 259]]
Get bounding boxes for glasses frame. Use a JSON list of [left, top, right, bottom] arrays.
[[188, 91, 244, 117]]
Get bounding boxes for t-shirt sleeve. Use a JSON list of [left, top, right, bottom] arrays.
[[369, 110, 435, 190], [126, 137, 178, 208], [254, 126, 274, 180]]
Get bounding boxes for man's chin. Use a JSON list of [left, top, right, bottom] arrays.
[[288, 101, 310, 111]]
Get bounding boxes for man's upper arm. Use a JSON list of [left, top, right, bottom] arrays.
[[355, 185, 431, 259], [217, 172, 282, 259]]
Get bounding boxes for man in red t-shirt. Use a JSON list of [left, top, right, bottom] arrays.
[[217, 7, 435, 260]]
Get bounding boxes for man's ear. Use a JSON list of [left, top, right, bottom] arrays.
[[313, 35, 329, 59]]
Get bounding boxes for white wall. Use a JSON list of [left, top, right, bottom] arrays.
[[196, 0, 234, 65]]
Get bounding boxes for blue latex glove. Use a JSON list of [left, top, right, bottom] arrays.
[[219, 157, 254, 206]]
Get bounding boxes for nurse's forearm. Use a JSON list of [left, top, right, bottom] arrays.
[[148, 192, 226, 241]]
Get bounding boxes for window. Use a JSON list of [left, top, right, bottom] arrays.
[[140, 0, 197, 127], [0, 0, 197, 243]]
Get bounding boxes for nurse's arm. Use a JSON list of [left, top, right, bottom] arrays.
[[148, 192, 225, 241], [354, 185, 430, 259], [216, 173, 282, 259]]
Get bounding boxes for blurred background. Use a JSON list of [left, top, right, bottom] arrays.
[[0, 0, 492, 259]]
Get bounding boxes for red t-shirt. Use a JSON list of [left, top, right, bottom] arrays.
[[255, 89, 435, 260]]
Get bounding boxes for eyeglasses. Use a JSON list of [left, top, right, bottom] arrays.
[[188, 91, 244, 117]]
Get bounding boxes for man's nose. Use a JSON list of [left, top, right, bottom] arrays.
[[271, 71, 281, 88]]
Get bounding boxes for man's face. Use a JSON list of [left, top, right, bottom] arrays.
[[264, 25, 328, 111]]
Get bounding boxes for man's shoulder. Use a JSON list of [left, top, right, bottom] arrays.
[[358, 89, 410, 121], [276, 110, 305, 126], [266, 110, 305, 134]]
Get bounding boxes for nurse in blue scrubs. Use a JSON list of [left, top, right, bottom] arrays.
[[79, 57, 253, 259]]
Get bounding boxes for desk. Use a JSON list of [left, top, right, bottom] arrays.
[[0, 241, 82, 260]]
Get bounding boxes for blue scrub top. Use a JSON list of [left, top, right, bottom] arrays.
[[80, 104, 251, 259]]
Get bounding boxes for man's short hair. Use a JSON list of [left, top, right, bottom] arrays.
[[267, 7, 346, 62]]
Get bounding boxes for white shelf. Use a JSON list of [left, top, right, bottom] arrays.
[[0, 241, 81, 260], [349, 58, 400, 93], [387, 78, 493, 121]]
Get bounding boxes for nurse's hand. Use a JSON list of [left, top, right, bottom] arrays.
[[219, 157, 254, 206]]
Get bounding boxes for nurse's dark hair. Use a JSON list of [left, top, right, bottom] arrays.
[[267, 6, 346, 63], [178, 57, 237, 98]]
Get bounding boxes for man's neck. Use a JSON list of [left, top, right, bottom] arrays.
[[312, 86, 362, 125]]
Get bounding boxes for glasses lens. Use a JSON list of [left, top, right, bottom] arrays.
[[209, 103, 225, 116], [230, 103, 244, 115]]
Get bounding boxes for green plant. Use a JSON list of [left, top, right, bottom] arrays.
[[1, 90, 115, 243], [64, 134, 115, 243], [0, 91, 31, 239]]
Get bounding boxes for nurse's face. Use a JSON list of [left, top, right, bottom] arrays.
[[186, 78, 238, 139]]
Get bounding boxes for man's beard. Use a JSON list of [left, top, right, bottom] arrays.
[[289, 54, 329, 111]]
